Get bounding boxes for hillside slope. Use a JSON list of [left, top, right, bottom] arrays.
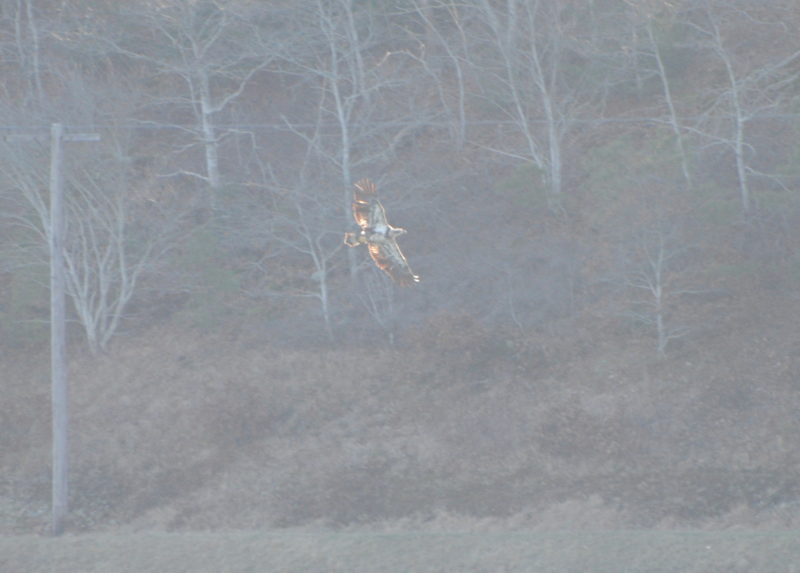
[[3, 287, 800, 534]]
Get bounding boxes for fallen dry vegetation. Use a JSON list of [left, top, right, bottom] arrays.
[[3, 288, 800, 538]]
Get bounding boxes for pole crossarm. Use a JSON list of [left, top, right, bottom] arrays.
[[6, 132, 101, 142]]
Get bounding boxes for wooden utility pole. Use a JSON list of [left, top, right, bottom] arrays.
[[49, 124, 100, 535], [10, 123, 100, 535], [50, 123, 69, 535], [49, 122, 69, 536]]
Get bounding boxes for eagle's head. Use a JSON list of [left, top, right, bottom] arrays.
[[388, 227, 407, 239]]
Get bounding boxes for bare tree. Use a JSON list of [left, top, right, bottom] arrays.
[[620, 220, 696, 357], [102, 0, 272, 201], [356, 267, 398, 344], [265, 183, 343, 341], [2, 0, 46, 107], [407, 0, 473, 149], [2, 132, 178, 354], [687, 1, 800, 215], [626, 3, 695, 191], [470, 0, 590, 209], [65, 176, 176, 354], [241, 144, 344, 341]]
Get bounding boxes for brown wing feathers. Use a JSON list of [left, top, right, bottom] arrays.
[[351, 178, 376, 230], [368, 241, 420, 286]]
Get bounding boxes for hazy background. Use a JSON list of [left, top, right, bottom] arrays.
[[2, 0, 800, 568]]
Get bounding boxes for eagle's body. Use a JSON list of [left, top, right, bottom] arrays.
[[344, 178, 419, 286]]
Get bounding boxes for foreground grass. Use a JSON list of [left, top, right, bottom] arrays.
[[1, 529, 798, 573]]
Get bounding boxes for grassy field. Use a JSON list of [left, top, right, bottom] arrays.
[[2, 529, 799, 573]]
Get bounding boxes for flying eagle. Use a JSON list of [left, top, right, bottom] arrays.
[[344, 178, 420, 286]]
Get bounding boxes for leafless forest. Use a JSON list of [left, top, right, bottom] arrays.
[[2, 0, 800, 567]]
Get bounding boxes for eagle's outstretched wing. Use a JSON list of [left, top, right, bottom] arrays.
[[352, 178, 388, 230], [368, 238, 420, 286]]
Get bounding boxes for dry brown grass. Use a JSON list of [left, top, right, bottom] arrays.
[[2, 293, 800, 536]]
